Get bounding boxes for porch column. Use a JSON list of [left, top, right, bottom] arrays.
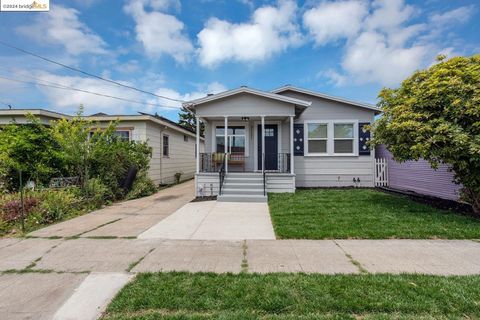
[[261, 116, 265, 173], [290, 116, 294, 174], [196, 116, 200, 174], [224, 116, 228, 173]]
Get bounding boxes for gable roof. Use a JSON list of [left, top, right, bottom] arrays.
[[271, 85, 380, 113], [184, 86, 312, 108]]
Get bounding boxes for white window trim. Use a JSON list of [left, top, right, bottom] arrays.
[[304, 120, 358, 157], [212, 121, 249, 157], [162, 134, 170, 158], [304, 122, 329, 156]]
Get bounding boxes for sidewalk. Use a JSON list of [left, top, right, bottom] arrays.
[[1, 238, 480, 319]]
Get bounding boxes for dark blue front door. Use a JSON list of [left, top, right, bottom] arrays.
[[257, 124, 278, 171]]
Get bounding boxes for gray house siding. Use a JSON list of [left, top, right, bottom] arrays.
[[277, 90, 376, 187], [376, 145, 461, 200], [195, 93, 295, 117]]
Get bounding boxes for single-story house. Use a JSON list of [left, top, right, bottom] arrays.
[[186, 85, 381, 202], [0, 109, 204, 185]]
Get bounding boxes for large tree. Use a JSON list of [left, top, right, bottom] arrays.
[[372, 55, 480, 214], [178, 106, 204, 135]]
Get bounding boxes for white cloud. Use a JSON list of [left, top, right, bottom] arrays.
[[303, 0, 368, 45], [341, 31, 428, 86], [197, 0, 303, 67], [364, 0, 415, 31], [148, 82, 228, 110], [16, 5, 106, 55], [31, 71, 143, 114], [309, 0, 471, 87], [430, 5, 475, 25], [317, 69, 348, 86], [124, 0, 193, 63]]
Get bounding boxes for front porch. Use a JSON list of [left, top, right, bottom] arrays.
[[194, 115, 296, 201]]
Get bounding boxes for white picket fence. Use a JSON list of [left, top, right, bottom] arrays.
[[374, 158, 389, 187]]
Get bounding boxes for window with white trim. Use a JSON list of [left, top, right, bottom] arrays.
[[307, 123, 328, 154], [162, 135, 169, 157], [334, 123, 354, 154], [215, 126, 246, 155], [305, 121, 357, 156]]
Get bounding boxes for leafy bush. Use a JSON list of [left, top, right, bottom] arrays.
[[1, 197, 39, 222], [0, 116, 65, 190], [126, 171, 157, 200], [83, 178, 111, 203], [38, 189, 77, 223], [371, 55, 480, 214]]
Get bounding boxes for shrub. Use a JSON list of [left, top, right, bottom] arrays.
[[0, 197, 39, 222], [126, 171, 157, 200], [38, 189, 76, 223], [83, 178, 111, 203]]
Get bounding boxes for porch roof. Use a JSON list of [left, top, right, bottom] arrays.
[[184, 86, 312, 110]]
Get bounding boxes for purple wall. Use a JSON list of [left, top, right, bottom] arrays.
[[376, 145, 461, 200]]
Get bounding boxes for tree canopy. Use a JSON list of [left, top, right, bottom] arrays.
[[372, 55, 480, 214]]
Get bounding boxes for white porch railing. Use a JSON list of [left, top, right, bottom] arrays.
[[375, 158, 389, 187]]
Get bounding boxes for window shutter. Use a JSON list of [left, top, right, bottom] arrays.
[[293, 124, 304, 156], [359, 122, 371, 155]]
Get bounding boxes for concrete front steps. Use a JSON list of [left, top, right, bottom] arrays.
[[217, 173, 267, 203]]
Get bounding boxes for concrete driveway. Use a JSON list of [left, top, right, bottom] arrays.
[[138, 201, 276, 240], [28, 180, 195, 238]]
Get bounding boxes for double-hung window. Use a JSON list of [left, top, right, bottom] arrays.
[[334, 123, 354, 154], [215, 126, 246, 155], [307, 123, 328, 154], [163, 135, 169, 157], [305, 121, 356, 156]]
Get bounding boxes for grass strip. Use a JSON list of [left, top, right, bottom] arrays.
[[102, 272, 480, 319]]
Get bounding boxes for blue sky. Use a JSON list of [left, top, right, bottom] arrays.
[[0, 0, 478, 121]]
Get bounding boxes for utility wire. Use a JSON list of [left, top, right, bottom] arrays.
[[0, 99, 13, 109], [0, 74, 183, 110], [0, 40, 186, 103]]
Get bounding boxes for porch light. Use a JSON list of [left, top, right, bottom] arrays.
[[241, 117, 250, 121]]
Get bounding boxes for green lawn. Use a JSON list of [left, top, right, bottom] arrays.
[[268, 189, 480, 239], [103, 272, 480, 320]]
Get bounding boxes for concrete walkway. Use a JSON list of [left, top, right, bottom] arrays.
[[138, 201, 276, 240]]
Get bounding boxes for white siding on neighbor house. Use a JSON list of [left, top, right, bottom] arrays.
[[0, 114, 60, 125], [278, 90, 376, 187], [159, 126, 197, 184], [144, 122, 161, 184]]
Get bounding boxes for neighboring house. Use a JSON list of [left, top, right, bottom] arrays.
[[0, 109, 204, 185], [376, 145, 461, 201], [186, 85, 380, 202]]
